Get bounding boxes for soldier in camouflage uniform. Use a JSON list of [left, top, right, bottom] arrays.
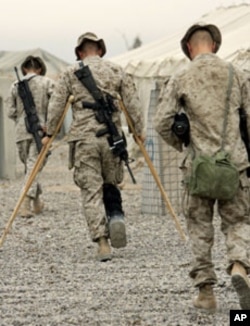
[[154, 23, 250, 310], [42, 32, 144, 262], [7, 56, 54, 218]]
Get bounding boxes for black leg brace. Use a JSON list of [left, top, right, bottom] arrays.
[[103, 183, 124, 218]]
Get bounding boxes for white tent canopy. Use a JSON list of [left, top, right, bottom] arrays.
[[111, 4, 250, 78], [110, 4, 250, 132]]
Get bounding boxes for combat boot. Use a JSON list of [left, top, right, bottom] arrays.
[[97, 237, 112, 262], [109, 212, 127, 249], [231, 262, 250, 309], [193, 284, 217, 310], [33, 195, 44, 214], [19, 196, 34, 218]]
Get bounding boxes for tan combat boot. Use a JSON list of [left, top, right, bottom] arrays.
[[231, 262, 250, 309], [193, 284, 217, 310], [19, 196, 34, 218], [33, 196, 44, 214], [97, 237, 112, 262]]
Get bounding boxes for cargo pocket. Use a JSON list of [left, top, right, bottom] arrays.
[[115, 159, 124, 184]]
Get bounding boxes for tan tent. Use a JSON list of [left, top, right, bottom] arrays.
[[0, 48, 69, 179]]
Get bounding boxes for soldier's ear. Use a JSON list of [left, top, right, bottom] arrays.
[[187, 42, 192, 55], [212, 41, 216, 53], [77, 50, 84, 60], [97, 48, 103, 57], [36, 68, 42, 75], [22, 67, 28, 76]]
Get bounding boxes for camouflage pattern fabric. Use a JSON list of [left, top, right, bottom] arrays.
[[7, 72, 55, 142], [73, 135, 124, 241], [154, 53, 250, 286], [154, 53, 250, 172], [46, 55, 143, 241], [17, 140, 43, 199], [182, 171, 250, 287], [46, 55, 144, 139], [6, 72, 54, 199]]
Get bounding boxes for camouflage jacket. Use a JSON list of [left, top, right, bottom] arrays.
[[154, 53, 250, 171], [7, 73, 55, 142], [46, 55, 144, 142]]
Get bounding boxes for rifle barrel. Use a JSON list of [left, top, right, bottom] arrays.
[[124, 160, 136, 184]]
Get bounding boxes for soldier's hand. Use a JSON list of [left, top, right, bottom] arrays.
[[42, 136, 50, 146], [134, 133, 146, 145]]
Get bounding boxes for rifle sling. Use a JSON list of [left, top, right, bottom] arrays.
[[75, 61, 103, 103]]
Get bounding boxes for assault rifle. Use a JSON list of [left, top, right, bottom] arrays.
[[239, 107, 250, 177], [74, 62, 136, 184], [14, 67, 44, 153]]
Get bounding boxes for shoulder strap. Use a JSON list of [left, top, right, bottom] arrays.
[[76, 61, 103, 102], [221, 63, 234, 150]]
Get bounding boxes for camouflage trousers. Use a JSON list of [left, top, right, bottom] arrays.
[[17, 139, 43, 199], [182, 171, 250, 287], [72, 136, 124, 242]]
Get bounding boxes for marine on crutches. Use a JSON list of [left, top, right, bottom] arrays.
[[0, 96, 74, 248]]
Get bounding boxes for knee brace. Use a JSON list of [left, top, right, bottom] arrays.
[[103, 183, 124, 217]]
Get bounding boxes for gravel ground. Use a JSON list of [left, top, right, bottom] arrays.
[[0, 141, 243, 325]]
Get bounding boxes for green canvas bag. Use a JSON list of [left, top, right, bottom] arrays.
[[188, 151, 239, 200], [187, 64, 240, 200]]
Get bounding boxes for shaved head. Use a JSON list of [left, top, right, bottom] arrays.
[[187, 30, 216, 60], [189, 30, 214, 47]]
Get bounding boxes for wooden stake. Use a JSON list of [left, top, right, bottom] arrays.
[[120, 101, 186, 241], [0, 95, 74, 248]]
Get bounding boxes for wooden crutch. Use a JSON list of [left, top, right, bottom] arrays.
[[0, 95, 74, 248], [119, 101, 186, 241]]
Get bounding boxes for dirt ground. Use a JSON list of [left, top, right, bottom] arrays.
[[0, 141, 243, 325]]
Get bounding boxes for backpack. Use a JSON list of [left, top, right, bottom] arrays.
[[187, 63, 240, 200]]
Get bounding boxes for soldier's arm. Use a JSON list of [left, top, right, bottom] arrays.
[[46, 71, 71, 136], [120, 72, 144, 139], [241, 74, 250, 135], [153, 77, 183, 152], [47, 77, 55, 98], [6, 83, 18, 121]]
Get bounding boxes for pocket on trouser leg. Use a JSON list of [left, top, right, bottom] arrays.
[[16, 140, 30, 165], [115, 161, 124, 184], [73, 164, 86, 189]]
